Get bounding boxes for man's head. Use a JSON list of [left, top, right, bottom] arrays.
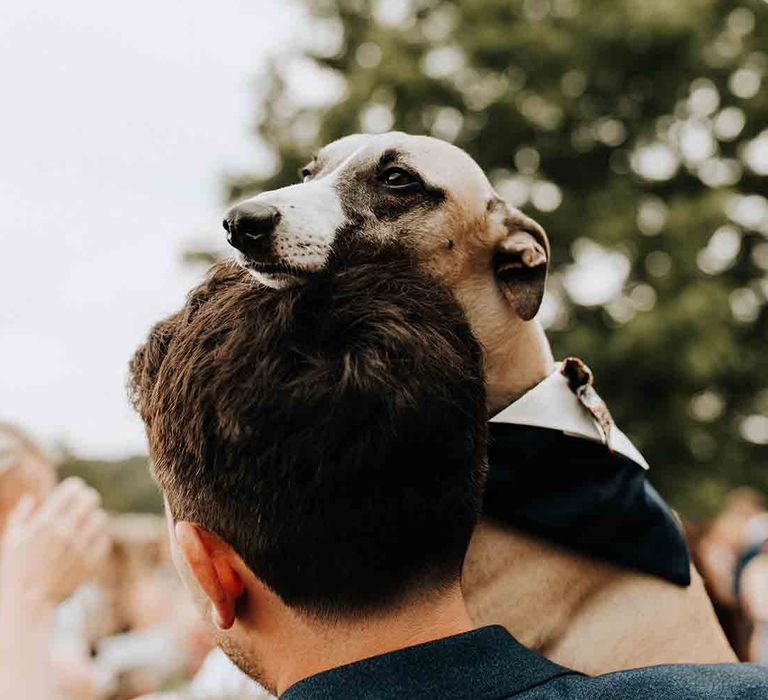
[[129, 250, 487, 680], [224, 132, 549, 323]]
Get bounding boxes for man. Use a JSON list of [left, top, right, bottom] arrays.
[[130, 252, 767, 698]]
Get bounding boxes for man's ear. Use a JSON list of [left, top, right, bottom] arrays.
[[175, 521, 244, 630], [493, 212, 550, 321]]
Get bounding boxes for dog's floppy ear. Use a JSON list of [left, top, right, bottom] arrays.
[[494, 211, 549, 321]]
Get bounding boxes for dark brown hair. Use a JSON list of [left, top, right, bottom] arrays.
[[129, 249, 487, 617]]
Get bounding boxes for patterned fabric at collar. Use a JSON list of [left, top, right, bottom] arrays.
[[490, 359, 649, 470]]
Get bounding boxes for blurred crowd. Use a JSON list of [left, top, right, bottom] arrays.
[[0, 423, 231, 700], [1, 419, 767, 699]]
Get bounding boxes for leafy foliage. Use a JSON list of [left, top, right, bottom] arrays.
[[222, 0, 768, 517], [58, 453, 162, 513]]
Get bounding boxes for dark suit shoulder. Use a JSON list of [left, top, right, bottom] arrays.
[[528, 663, 768, 700]]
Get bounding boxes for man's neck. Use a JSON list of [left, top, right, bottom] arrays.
[[485, 319, 555, 414], [274, 587, 473, 696]]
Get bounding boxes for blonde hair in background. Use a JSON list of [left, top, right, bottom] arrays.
[[0, 422, 50, 480]]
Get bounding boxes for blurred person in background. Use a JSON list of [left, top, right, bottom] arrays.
[[93, 514, 213, 697], [699, 488, 766, 610], [739, 549, 768, 665], [734, 507, 768, 665], [697, 487, 768, 663], [0, 423, 112, 700]]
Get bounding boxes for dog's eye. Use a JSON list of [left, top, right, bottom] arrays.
[[379, 167, 420, 191], [300, 167, 313, 183]]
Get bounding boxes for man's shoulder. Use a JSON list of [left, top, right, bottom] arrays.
[[523, 662, 768, 700]]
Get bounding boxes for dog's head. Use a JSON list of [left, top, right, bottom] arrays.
[[224, 132, 549, 322]]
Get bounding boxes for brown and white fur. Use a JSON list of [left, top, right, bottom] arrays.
[[223, 132, 735, 673]]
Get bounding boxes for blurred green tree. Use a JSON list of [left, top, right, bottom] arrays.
[[59, 453, 161, 513], [217, 0, 768, 517]]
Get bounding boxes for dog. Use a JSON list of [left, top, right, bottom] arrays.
[[222, 132, 735, 672]]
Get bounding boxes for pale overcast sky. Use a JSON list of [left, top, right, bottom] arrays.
[[0, 1, 306, 458]]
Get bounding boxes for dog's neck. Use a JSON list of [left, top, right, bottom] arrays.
[[484, 319, 555, 414]]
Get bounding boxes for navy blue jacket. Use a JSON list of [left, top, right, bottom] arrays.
[[281, 626, 768, 699]]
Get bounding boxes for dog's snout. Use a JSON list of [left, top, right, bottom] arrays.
[[224, 202, 281, 256]]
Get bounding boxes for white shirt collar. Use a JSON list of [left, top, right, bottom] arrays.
[[490, 362, 649, 470]]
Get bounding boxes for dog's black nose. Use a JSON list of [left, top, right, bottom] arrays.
[[223, 202, 281, 256]]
